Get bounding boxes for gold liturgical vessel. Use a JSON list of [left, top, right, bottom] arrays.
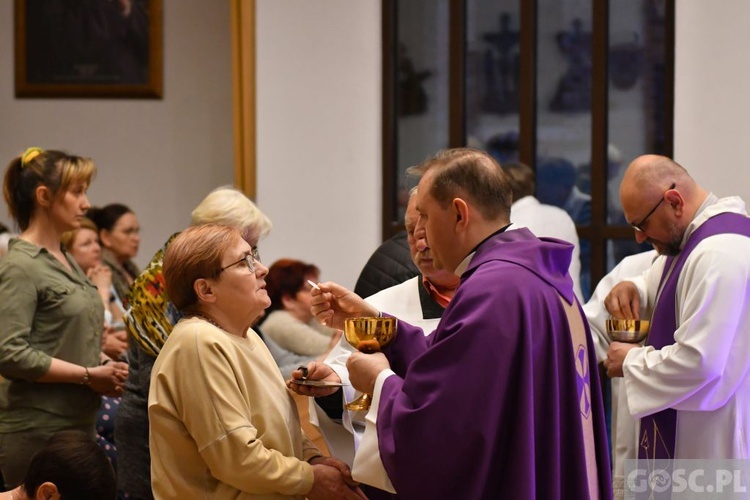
[[606, 318, 650, 343], [343, 316, 397, 411]]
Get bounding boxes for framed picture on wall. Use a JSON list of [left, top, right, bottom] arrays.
[[14, 0, 163, 98]]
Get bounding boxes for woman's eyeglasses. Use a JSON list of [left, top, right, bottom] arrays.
[[219, 247, 261, 273]]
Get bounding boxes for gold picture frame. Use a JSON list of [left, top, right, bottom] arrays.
[[14, 0, 163, 98]]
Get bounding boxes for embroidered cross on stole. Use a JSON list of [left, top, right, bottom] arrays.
[[560, 295, 600, 500]]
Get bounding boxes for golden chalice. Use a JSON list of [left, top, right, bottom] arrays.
[[606, 318, 650, 344], [343, 316, 398, 411]]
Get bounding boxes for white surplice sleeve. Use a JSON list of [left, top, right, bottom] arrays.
[[623, 235, 750, 418]]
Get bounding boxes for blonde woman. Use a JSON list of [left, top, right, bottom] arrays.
[[0, 148, 127, 488]]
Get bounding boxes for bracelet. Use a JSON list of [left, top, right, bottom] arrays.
[[81, 367, 91, 386]]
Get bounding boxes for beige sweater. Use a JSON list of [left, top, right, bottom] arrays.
[[149, 317, 320, 499]]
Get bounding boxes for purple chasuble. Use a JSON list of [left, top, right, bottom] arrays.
[[639, 212, 750, 461], [376, 229, 612, 499]]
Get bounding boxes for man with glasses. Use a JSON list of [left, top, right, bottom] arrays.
[[603, 154, 750, 463]]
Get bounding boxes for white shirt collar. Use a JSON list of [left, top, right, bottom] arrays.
[[680, 194, 746, 248], [454, 251, 476, 277]]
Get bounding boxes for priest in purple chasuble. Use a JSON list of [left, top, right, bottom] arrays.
[[604, 155, 750, 462], [303, 148, 612, 499]]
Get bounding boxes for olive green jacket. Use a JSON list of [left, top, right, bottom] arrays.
[[0, 238, 103, 432]]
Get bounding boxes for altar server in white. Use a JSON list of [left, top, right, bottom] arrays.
[[502, 161, 583, 300]]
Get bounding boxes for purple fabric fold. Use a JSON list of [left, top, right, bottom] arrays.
[[376, 229, 611, 499]]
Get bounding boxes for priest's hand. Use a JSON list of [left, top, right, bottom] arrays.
[[286, 361, 342, 397], [310, 281, 379, 330], [604, 341, 639, 378], [604, 281, 641, 319], [347, 352, 389, 395]]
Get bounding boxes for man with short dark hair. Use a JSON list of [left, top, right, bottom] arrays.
[[302, 148, 611, 498], [503, 161, 583, 299]]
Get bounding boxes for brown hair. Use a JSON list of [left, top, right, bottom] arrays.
[[163, 224, 241, 312], [407, 148, 512, 221], [22, 430, 116, 500], [264, 259, 320, 314], [502, 161, 536, 201], [87, 203, 133, 233], [4, 149, 96, 231], [61, 217, 98, 251]]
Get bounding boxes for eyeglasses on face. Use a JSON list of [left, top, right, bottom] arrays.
[[219, 247, 261, 274], [630, 182, 676, 232]]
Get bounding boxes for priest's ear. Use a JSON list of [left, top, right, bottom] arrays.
[[664, 188, 685, 216], [452, 198, 469, 231]]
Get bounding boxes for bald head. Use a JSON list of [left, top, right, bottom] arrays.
[[620, 155, 709, 253], [620, 155, 696, 202]]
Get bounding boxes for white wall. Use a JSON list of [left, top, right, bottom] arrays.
[[256, 0, 381, 288], [0, 0, 235, 268], [0, 0, 745, 283], [0, 0, 380, 288], [674, 1, 750, 204]]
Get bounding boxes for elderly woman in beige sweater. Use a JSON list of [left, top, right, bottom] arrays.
[[148, 224, 364, 499]]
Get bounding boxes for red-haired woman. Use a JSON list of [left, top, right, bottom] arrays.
[[259, 259, 340, 359]]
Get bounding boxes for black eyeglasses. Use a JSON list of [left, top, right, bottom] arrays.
[[219, 247, 261, 273], [630, 183, 675, 232]]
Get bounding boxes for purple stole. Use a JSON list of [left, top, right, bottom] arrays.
[[638, 212, 750, 460]]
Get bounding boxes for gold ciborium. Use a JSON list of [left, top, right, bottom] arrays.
[[606, 318, 650, 344], [343, 316, 398, 411]]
